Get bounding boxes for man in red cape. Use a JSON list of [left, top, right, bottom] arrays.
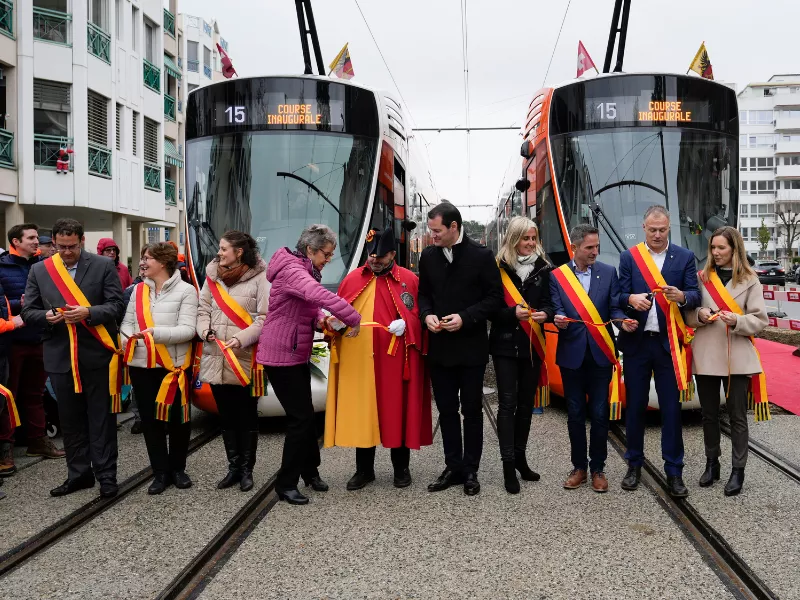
[[324, 228, 432, 490]]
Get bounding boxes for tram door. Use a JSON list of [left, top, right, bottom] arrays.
[[392, 159, 408, 268]]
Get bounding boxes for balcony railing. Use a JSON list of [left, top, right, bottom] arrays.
[[203, 21, 212, 37], [203, 64, 212, 79], [164, 93, 176, 121], [165, 178, 177, 205], [34, 134, 73, 169], [143, 58, 160, 93], [187, 59, 199, 72], [163, 8, 175, 38], [144, 163, 161, 191], [0, 128, 13, 168], [88, 142, 111, 177], [33, 7, 71, 46], [87, 22, 111, 64], [0, 0, 13, 39]]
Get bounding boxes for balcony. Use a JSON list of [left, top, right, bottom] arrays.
[[163, 8, 175, 38], [34, 134, 73, 169], [187, 59, 199, 72], [775, 117, 800, 132], [33, 7, 71, 46], [777, 190, 800, 202], [0, 128, 13, 168], [164, 93, 176, 122], [143, 58, 160, 93], [88, 142, 111, 178], [0, 0, 13, 39], [165, 178, 177, 205], [144, 163, 161, 191], [203, 64, 212, 79], [87, 22, 111, 64], [776, 141, 800, 154], [776, 165, 800, 179]]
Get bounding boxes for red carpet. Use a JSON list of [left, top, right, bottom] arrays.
[[756, 339, 800, 415]]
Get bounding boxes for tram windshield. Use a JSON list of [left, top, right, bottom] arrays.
[[551, 128, 738, 268], [186, 132, 378, 287]]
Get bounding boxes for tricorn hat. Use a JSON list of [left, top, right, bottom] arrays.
[[365, 228, 395, 257]]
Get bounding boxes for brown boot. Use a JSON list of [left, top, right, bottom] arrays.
[[563, 468, 587, 489], [0, 442, 16, 476], [591, 472, 609, 493], [26, 436, 66, 459]]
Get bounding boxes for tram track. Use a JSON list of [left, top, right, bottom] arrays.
[[720, 419, 800, 486], [0, 425, 221, 578]]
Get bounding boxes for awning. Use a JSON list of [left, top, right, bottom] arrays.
[[164, 54, 181, 79], [164, 138, 183, 168]]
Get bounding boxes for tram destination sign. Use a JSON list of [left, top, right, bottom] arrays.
[[584, 97, 708, 125]]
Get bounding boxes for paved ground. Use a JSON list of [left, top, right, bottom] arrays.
[[746, 413, 800, 466]]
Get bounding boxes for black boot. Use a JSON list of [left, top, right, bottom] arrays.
[[503, 461, 520, 494], [724, 468, 745, 497], [699, 458, 721, 487], [217, 430, 241, 489], [514, 455, 540, 482], [240, 431, 258, 492], [621, 466, 641, 491]]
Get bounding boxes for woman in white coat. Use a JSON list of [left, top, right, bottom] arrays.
[[122, 243, 199, 495]]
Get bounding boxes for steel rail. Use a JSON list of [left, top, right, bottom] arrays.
[[720, 419, 800, 485]]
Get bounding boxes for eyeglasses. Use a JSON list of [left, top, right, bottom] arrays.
[[318, 249, 334, 260], [56, 244, 80, 252]]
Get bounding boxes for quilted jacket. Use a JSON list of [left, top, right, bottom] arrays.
[[0, 251, 41, 344], [257, 247, 360, 367], [120, 270, 199, 368], [196, 259, 269, 385]]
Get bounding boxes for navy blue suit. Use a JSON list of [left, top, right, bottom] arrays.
[[617, 243, 700, 476], [550, 261, 626, 473]]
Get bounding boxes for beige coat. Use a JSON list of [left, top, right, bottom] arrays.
[[684, 275, 768, 376], [196, 259, 269, 385]]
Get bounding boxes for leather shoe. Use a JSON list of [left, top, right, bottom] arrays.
[[464, 473, 481, 496], [130, 419, 143, 435], [346, 471, 375, 491], [99, 480, 119, 498], [699, 458, 721, 487], [173, 471, 193, 489], [621, 466, 641, 491], [393, 468, 412, 488], [667, 475, 689, 498], [591, 472, 609, 493], [277, 488, 309, 505], [427, 468, 464, 492], [148, 473, 171, 495], [724, 468, 745, 497], [304, 475, 329, 492], [563, 468, 587, 490], [50, 475, 95, 497]]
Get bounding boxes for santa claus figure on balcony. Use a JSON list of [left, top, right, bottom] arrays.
[[56, 146, 73, 174]]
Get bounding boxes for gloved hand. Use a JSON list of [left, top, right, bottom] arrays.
[[388, 319, 406, 336]]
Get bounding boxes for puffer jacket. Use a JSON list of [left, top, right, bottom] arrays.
[[257, 247, 360, 367], [0, 250, 42, 344], [97, 237, 133, 288], [121, 270, 198, 368], [196, 259, 269, 385]]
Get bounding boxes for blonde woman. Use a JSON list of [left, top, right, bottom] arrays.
[[687, 226, 768, 496], [489, 216, 553, 494]]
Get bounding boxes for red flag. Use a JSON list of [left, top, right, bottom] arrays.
[[216, 43, 237, 79], [577, 41, 598, 78]]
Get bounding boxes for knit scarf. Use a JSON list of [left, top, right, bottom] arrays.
[[292, 250, 322, 282], [219, 263, 249, 287], [514, 253, 539, 281]]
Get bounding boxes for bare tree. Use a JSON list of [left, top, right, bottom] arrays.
[[775, 201, 800, 260]]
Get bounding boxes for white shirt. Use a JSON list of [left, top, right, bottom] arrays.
[[442, 227, 465, 263], [644, 243, 668, 332]]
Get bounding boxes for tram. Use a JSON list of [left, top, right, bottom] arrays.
[[488, 72, 739, 408], [185, 75, 437, 416]]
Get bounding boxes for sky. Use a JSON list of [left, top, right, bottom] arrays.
[[182, 0, 800, 223]]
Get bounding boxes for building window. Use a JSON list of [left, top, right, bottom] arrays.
[[740, 204, 748, 216], [739, 158, 747, 170], [115, 103, 122, 151], [738, 110, 748, 124], [131, 5, 138, 52], [33, 79, 70, 137], [757, 203, 773, 215], [88, 90, 108, 147], [147, 227, 160, 243], [144, 117, 158, 163], [203, 45, 211, 76], [115, 0, 122, 40], [786, 156, 800, 166], [144, 19, 156, 63], [739, 134, 746, 147], [88, 0, 108, 30], [132, 110, 139, 156], [748, 181, 775, 195], [187, 41, 198, 72], [741, 227, 749, 241], [741, 181, 748, 193]]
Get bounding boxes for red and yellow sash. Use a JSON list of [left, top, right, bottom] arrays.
[[552, 265, 623, 420], [629, 244, 695, 402], [702, 271, 771, 422], [206, 279, 265, 396], [44, 254, 124, 413], [499, 266, 549, 408], [124, 283, 193, 422], [1, 384, 19, 429]]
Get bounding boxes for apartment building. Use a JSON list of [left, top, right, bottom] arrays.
[[181, 13, 228, 95], [737, 74, 800, 261]]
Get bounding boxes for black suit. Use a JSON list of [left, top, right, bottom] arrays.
[[22, 251, 125, 482], [418, 235, 504, 474]]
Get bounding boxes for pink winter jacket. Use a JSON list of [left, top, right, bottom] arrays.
[[257, 248, 360, 367]]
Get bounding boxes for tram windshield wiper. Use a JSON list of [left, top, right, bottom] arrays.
[[277, 171, 341, 217], [589, 201, 628, 254]]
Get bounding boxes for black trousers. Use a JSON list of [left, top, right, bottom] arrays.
[[695, 374, 749, 468], [429, 364, 486, 474], [50, 366, 118, 482], [492, 355, 539, 463], [265, 364, 321, 491], [210, 383, 258, 434], [356, 446, 410, 475], [128, 367, 191, 475]]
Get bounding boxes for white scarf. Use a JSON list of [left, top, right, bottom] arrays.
[[443, 227, 465, 263], [514, 252, 538, 281]]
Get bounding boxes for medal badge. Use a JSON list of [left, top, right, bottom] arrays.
[[400, 283, 414, 310]]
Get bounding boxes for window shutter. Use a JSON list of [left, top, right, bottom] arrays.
[[144, 117, 158, 163], [132, 111, 139, 156], [115, 103, 122, 150], [33, 80, 71, 111], [87, 91, 108, 147]]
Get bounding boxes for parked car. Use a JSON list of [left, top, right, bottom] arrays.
[[796, 265, 800, 284], [753, 261, 786, 286]]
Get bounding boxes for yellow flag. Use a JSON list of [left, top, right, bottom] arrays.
[[688, 42, 714, 80], [328, 43, 354, 80]]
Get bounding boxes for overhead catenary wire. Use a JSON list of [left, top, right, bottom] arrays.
[[460, 0, 472, 203], [542, 0, 573, 88]]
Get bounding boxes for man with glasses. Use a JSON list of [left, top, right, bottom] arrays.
[[22, 219, 124, 498]]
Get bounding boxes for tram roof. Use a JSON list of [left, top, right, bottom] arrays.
[[545, 71, 736, 92], [189, 73, 382, 96]]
